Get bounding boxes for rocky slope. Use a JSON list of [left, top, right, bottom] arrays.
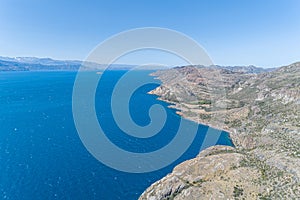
[[140, 63, 300, 199]]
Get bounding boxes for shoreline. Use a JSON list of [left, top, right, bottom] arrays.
[[147, 85, 237, 148], [142, 64, 300, 199]]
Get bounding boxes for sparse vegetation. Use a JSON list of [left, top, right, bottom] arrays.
[[233, 185, 244, 199], [141, 63, 300, 199]]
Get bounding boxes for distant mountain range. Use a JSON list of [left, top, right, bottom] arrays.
[[0, 56, 276, 72], [0, 56, 137, 71], [212, 65, 276, 73], [190, 64, 276, 73]]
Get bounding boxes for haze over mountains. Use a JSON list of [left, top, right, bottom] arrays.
[[0, 56, 276, 72], [0, 56, 136, 71]]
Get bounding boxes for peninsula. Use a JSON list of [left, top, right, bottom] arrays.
[[140, 63, 300, 199]]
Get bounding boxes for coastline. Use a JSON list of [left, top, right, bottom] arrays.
[[141, 65, 300, 199], [147, 77, 238, 148]]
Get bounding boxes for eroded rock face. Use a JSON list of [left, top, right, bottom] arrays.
[[141, 63, 300, 199], [139, 146, 260, 200]]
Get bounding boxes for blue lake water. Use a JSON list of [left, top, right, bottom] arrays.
[[0, 71, 233, 200]]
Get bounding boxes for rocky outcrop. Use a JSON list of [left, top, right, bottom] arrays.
[[141, 63, 300, 199], [140, 146, 261, 200]]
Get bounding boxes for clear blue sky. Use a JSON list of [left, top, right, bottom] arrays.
[[1, 0, 300, 67]]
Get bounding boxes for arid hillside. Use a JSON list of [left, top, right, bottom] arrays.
[[140, 63, 300, 199]]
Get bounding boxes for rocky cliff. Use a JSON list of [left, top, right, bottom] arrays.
[[140, 63, 300, 199]]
